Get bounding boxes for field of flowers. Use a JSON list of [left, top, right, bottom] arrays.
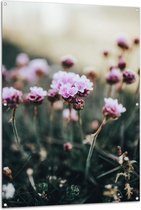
[[2, 36, 140, 207]]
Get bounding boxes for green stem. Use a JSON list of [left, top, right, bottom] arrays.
[[85, 118, 106, 179], [11, 107, 20, 146], [78, 110, 84, 141]]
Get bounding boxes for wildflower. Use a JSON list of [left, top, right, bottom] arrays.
[[123, 70, 136, 84], [117, 35, 129, 50], [59, 83, 78, 99], [75, 75, 93, 97], [63, 108, 78, 121], [47, 89, 60, 103], [61, 55, 77, 69], [29, 59, 49, 76], [133, 37, 140, 45], [16, 53, 29, 67], [2, 183, 15, 199], [106, 68, 122, 85], [2, 87, 23, 107], [118, 56, 126, 70], [73, 98, 85, 110], [63, 142, 73, 151], [27, 86, 47, 104], [18, 66, 38, 83], [103, 98, 126, 119]]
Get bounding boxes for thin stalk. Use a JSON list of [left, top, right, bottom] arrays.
[[85, 118, 106, 179], [78, 110, 84, 141], [33, 105, 40, 149], [11, 107, 20, 146]]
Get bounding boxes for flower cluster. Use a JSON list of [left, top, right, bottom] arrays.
[[103, 98, 126, 119], [50, 71, 93, 109], [27, 86, 47, 104], [2, 87, 23, 108]]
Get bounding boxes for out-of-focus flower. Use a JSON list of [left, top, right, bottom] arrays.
[[63, 108, 78, 121], [90, 120, 99, 130], [106, 68, 122, 85], [27, 86, 47, 104], [61, 55, 77, 69], [118, 56, 126, 70], [133, 37, 140, 45], [14, 81, 24, 90], [84, 66, 97, 81], [16, 53, 29, 67], [123, 70, 136, 84], [103, 50, 110, 57], [29, 59, 49, 77], [18, 66, 38, 83], [63, 142, 73, 151], [2, 65, 9, 81], [103, 98, 126, 119], [2, 87, 23, 107], [117, 35, 129, 50], [73, 98, 85, 110], [2, 183, 15, 199], [52, 100, 63, 111], [3, 167, 13, 179], [47, 89, 60, 103]]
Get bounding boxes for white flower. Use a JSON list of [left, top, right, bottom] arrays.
[[2, 183, 15, 199]]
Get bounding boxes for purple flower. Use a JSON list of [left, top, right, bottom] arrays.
[[50, 71, 93, 100], [123, 70, 136, 84], [61, 55, 77, 68], [118, 57, 126, 70], [103, 98, 126, 119], [106, 68, 122, 85], [2, 87, 23, 107], [47, 89, 60, 103], [16, 53, 29, 67], [63, 108, 78, 121], [117, 35, 129, 50], [27, 86, 47, 104]]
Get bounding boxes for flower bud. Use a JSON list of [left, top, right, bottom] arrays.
[[73, 98, 85, 110]]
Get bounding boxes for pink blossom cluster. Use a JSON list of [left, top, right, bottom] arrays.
[[50, 71, 93, 100], [103, 98, 126, 119], [2, 87, 23, 107], [26, 86, 47, 104]]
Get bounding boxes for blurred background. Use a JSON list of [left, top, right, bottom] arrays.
[[2, 2, 140, 70]]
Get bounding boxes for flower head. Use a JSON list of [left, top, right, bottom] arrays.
[[117, 35, 129, 50], [61, 55, 77, 69], [63, 142, 73, 151], [2, 87, 23, 107], [123, 70, 136, 84], [29, 59, 49, 76], [103, 98, 126, 119], [16, 53, 29, 67], [73, 98, 85, 110], [106, 68, 122, 85], [27, 86, 47, 104], [118, 57, 126, 70]]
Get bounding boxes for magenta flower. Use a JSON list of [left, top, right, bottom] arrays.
[[61, 55, 77, 68], [117, 35, 129, 50], [47, 89, 60, 103], [123, 70, 136, 84], [27, 86, 47, 104], [16, 53, 29, 67], [2, 87, 23, 107], [106, 68, 122, 85], [103, 98, 126, 119], [63, 108, 78, 121], [63, 142, 73, 151]]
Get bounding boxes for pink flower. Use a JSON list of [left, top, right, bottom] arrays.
[[103, 98, 126, 119], [117, 35, 129, 50], [63, 108, 78, 121], [106, 68, 122, 85], [47, 89, 60, 103], [59, 83, 78, 99], [123, 70, 136, 84], [2, 87, 23, 107], [16, 53, 29, 67], [18, 66, 38, 83], [61, 55, 77, 68], [29, 59, 49, 76], [27, 86, 47, 104], [118, 57, 126, 70], [63, 142, 73, 151]]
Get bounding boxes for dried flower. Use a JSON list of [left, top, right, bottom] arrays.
[[63, 142, 73, 151], [103, 98, 126, 119], [27, 86, 47, 104], [106, 68, 122, 85], [2, 183, 15, 199], [123, 70, 136, 84], [61, 55, 77, 68], [2, 87, 23, 107]]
